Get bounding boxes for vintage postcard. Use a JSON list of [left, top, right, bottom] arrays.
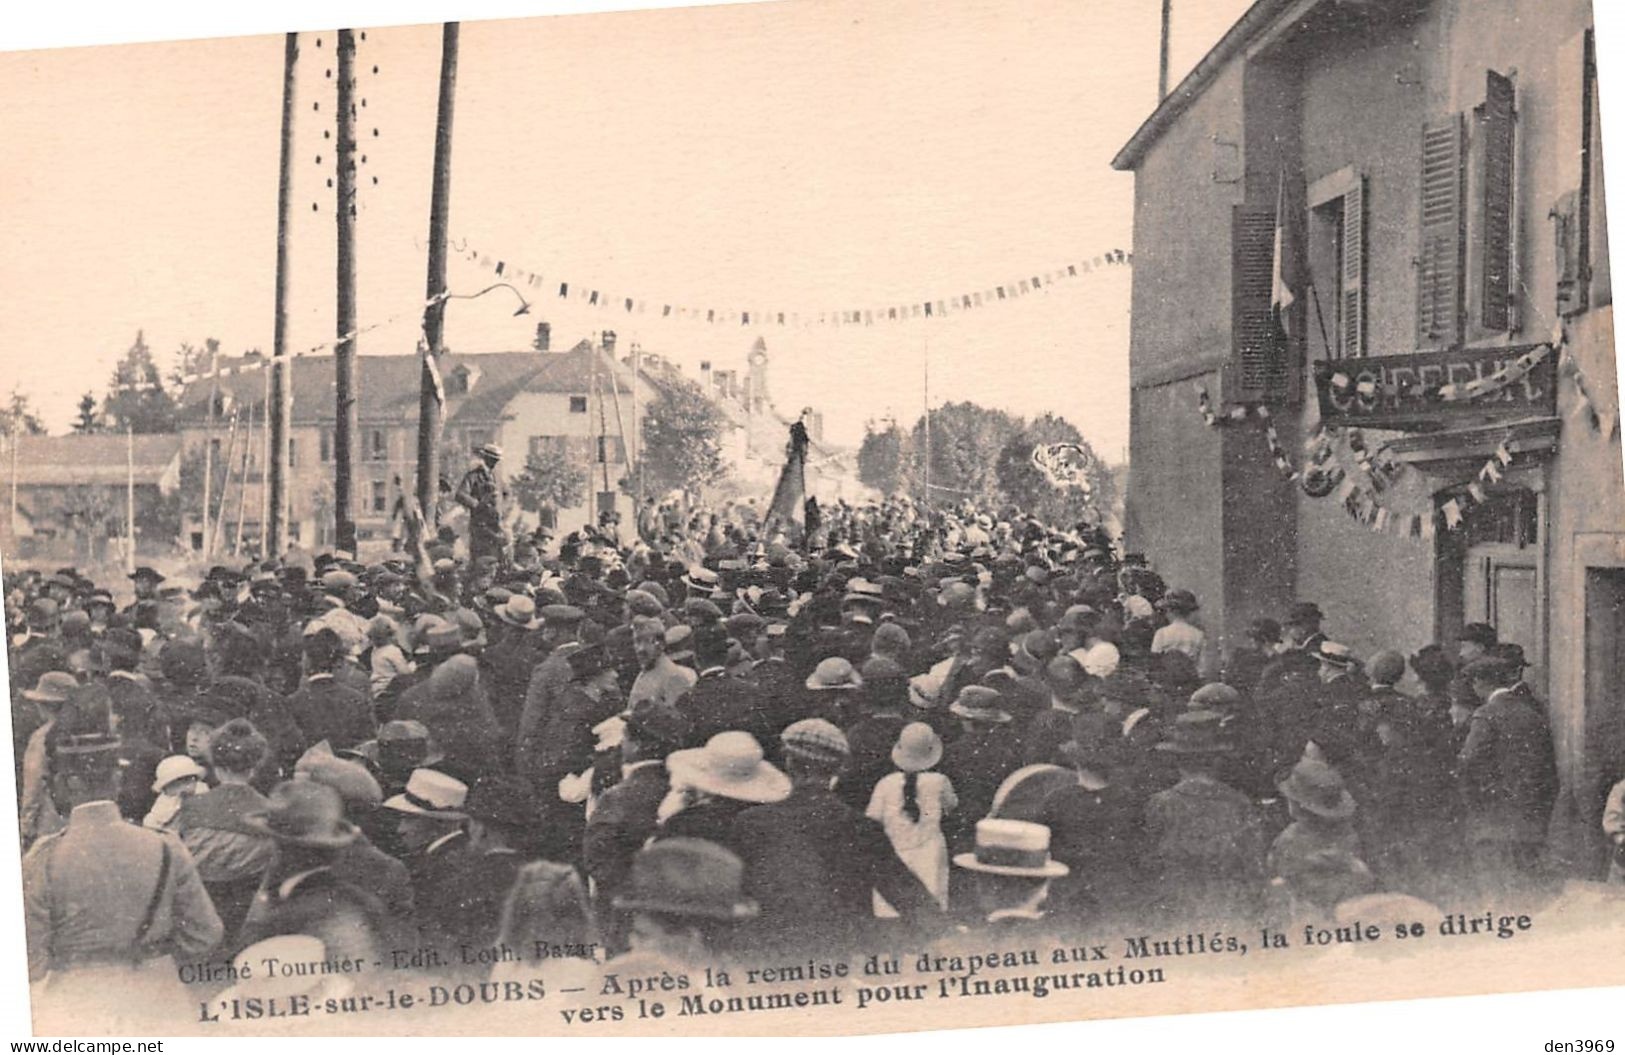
[[0, 0, 1622, 1039]]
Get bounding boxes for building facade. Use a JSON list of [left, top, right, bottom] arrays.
[[1114, 0, 1621, 869], [0, 433, 182, 565], [175, 338, 652, 551]]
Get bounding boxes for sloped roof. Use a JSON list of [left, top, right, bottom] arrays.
[[4, 433, 181, 487], [175, 343, 631, 429]]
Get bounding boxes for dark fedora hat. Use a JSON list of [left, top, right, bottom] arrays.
[[243, 780, 359, 849], [613, 838, 758, 921], [463, 774, 542, 830]]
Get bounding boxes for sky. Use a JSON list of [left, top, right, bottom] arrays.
[[0, 0, 1254, 456]]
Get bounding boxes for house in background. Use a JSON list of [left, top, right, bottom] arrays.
[[174, 334, 653, 552], [0, 432, 181, 565]]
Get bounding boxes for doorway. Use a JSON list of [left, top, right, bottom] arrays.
[[1584, 567, 1625, 829], [1438, 485, 1545, 688]]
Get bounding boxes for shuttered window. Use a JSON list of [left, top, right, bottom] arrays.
[[1417, 114, 1466, 349], [1478, 71, 1517, 331], [1229, 205, 1292, 402], [1341, 176, 1366, 357]]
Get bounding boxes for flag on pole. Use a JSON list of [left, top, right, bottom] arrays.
[[1271, 170, 1296, 340]]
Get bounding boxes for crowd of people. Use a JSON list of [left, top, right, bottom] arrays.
[[7, 458, 1623, 1017]]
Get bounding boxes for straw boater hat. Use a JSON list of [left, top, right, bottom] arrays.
[[953, 818, 1069, 878], [475, 442, 503, 462], [381, 768, 470, 820], [494, 595, 540, 629], [217, 936, 354, 1006], [1276, 756, 1357, 820], [612, 838, 759, 921], [891, 722, 943, 772], [666, 732, 791, 804]]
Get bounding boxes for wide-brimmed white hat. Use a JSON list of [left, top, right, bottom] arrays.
[[381, 768, 469, 820], [666, 732, 790, 804]]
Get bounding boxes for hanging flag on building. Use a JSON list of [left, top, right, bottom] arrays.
[[1271, 170, 1296, 340]]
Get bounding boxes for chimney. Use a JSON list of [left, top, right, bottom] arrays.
[[700, 360, 712, 390], [601, 330, 617, 357], [533, 321, 551, 352]]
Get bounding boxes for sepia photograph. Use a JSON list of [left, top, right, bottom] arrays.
[[0, 0, 1622, 1041]]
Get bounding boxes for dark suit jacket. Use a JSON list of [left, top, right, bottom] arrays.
[[681, 669, 769, 745], [480, 632, 543, 737], [584, 761, 669, 899], [416, 846, 526, 950], [735, 786, 943, 955], [1457, 683, 1558, 845], [286, 675, 375, 751]]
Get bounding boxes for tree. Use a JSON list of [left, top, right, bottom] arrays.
[[857, 418, 908, 495], [103, 330, 178, 434], [0, 390, 45, 437], [907, 401, 1022, 506], [638, 376, 730, 497], [72, 391, 102, 434], [170, 337, 220, 389], [994, 412, 1113, 525], [509, 441, 588, 516], [55, 484, 114, 562]]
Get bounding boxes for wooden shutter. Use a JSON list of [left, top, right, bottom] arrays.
[[1229, 206, 1285, 402], [1479, 71, 1517, 331], [1341, 175, 1367, 357], [1417, 114, 1466, 349]]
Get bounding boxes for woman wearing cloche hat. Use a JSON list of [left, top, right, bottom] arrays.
[[866, 723, 956, 915]]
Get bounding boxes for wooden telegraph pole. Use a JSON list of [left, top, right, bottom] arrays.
[[417, 23, 459, 535], [333, 27, 360, 556], [267, 32, 298, 558]]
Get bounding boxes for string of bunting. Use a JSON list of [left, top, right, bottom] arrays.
[[1194, 384, 1527, 541], [1320, 343, 1552, 405], [1302, 425, 1516, 541], [1193, 386, 1297, 479], [1559, 343, 1621, 438], [458, 240, 1132, 328]]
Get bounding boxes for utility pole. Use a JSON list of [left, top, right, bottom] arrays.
[[267, 32, 297, 558], [201, 355, 220, 555], [333, 27, 360, 556], [1158, 0, 1173, 102], [630, 340, 642, 501], [125, 424, 136, 574], [417, 22, 459, 535]]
